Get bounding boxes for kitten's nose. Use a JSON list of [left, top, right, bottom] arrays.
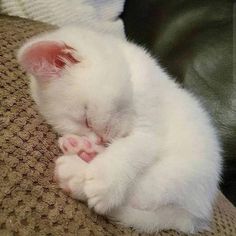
[[96, 136, 102, 145], [96, 136, 108, 146]]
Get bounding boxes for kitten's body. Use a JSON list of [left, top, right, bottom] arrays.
[[18, 27, 222, 233]]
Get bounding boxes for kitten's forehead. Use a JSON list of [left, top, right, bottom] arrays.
[[22, 26, 133, 122]]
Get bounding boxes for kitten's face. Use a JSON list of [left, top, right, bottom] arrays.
[[18, 27, 134, 142]]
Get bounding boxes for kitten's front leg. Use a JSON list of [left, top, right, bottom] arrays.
[[84, 131, 159, 214], [54, 155, 88, 201]]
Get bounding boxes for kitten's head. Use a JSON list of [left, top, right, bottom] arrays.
[[18, 27, 134, 143]]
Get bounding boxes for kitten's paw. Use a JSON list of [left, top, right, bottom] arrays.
[[54, 155, 87, 201], [84, 160, 123, 214], [129, 195, 154, 211], [58, 134, 102, 162], [58, 134, 92, 154]]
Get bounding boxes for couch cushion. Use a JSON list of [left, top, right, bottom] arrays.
[[0, 15, 236, 236]]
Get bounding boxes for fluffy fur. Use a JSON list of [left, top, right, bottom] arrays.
[[18, 26, 222, 234]]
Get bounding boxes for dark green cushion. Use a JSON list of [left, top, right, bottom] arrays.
[[122, 0, 235, 204]]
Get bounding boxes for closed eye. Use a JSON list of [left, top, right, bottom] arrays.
[[85, 116, 92, 128]]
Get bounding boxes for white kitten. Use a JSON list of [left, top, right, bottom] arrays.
[[18, 26, 222, 234]]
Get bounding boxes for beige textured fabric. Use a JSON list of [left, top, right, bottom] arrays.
[[0, 15, 236, 236], [0, 0, 125, 37]]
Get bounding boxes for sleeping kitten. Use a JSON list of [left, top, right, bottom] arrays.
[[18, 26, 222, 234]]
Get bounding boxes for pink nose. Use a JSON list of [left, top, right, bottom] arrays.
[[96, 136, 103, 145], [96, 136, 108, 145]]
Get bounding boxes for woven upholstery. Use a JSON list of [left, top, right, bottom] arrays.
[[0, 15, 236, 236]]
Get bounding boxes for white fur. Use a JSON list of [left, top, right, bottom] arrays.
[[18, 26, 222, 234]]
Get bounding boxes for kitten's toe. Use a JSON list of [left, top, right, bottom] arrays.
[[58, 134, 81, 154], [53, 173, 59, 182]]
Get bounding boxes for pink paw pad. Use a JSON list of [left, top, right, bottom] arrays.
[[58, 134, 104, 163], [83, 139, 92, 149], [68, 137, 78, 147], [79, 152, 95, 163], [59, 135, 85, 154]]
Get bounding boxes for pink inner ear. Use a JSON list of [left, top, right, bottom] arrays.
[[19, 41, 79, 80]]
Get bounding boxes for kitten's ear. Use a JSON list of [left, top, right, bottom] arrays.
[[18, 41, 79, 81]]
